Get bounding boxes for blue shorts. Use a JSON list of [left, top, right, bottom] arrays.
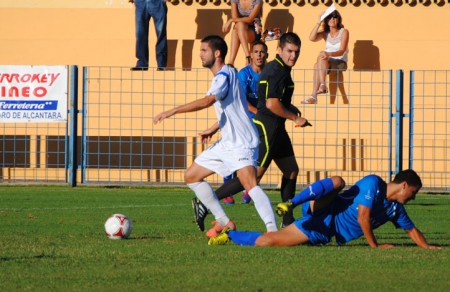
[[293, 203, 334, 245]]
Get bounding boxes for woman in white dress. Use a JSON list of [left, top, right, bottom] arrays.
[[303, 10, 349, 104]]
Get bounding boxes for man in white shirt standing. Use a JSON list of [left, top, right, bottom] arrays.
[[153, 35, 278, 237]]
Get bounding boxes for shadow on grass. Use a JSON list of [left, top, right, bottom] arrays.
[[129, 235, 164, 240], [409, 203, 441, 206], [0, 253, 54, 262]]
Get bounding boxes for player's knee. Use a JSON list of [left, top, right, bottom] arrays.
[[282, 164, 298, 178], [184, 170, 196, 184], [254, 234, 276, 247], [331, 176, 345, 190]]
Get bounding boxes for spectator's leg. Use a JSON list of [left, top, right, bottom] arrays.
[[329, 70, 338, 104], [316, 55, 329, 94], [134, 1, 150, 68], [302, 61, 320, 104], [311, 61, 320, 96], [152, 2, 168, 68], [235, 22, 255, 65], [227, 24, 240, 66], [337, 71, 349, 104]]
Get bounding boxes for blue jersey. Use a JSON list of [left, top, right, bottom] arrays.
[[238, 65, 260, 119], [333, 175, 415, 244]]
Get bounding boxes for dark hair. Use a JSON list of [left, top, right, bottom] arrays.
[[251, 40, 268, 52], [279, 32, 301, 49], [323, 10, 344, 33], [393, 169, 422, 189], [201, 35, 227, 60]]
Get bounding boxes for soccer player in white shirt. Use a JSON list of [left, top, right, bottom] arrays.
[[153, 35, 278, 237]]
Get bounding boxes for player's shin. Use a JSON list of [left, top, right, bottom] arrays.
[[291, 177, 335, 206], [228, 230, 262, 246], [215, 177, 245, 200], [188, 181, 229, 226], [281, 177, 296, 226], [248, 186, 278, 232]]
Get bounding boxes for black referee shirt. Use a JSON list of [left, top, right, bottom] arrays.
[[256, 54, 295, 125]]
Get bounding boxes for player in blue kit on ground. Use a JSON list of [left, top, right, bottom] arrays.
[[208, 169, 442, 249]]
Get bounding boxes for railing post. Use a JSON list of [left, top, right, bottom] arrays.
[[69, 65, 78, 187], [81, 67, 88, 184], [388, 70, 393, 180], [409, 70, 415, 170], [395, 70, 404, 175]]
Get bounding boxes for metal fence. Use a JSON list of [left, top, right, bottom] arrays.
[[409, 70, 450, 191], [1, 66, 449, 191]]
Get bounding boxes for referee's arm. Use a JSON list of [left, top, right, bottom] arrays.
[[266, 98, 308, 127]]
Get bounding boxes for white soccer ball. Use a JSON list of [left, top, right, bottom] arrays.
[[104, 214, 132, 240]]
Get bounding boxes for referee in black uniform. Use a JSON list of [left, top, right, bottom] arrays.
[[196, 32, 311, 229], [253, 32, 311, 227]]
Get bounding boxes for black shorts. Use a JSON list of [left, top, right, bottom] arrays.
[[253, 119, 294, 168], [328, 59, 347, 73]]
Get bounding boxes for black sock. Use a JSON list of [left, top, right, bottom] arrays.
[[215, 177, 245, 200], [281, 177, 296, 226]]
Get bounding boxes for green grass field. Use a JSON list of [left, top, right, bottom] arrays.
[[0, 186, 449, 291]]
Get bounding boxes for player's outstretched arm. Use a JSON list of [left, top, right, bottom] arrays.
[[357, 205, 394, 249], [153, 95, 216, 125], [406, 227, 442, 249]]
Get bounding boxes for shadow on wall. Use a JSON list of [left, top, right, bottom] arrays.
[[167, 39, 178, 68], [195, 9, 230, 39], [264, 9, 294, 33], [168, 9, 231, 70], [353, 40, 380, 71]]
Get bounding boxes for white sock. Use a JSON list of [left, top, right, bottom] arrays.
[[187, 181, 229, 226], [248, 186, 278, 232]]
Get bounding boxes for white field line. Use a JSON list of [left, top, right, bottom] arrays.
[[0, 204, 188, 212]]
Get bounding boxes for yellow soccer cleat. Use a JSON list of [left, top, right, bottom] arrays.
[[276, 201, 293, 217], [208, 228, 232, 246]]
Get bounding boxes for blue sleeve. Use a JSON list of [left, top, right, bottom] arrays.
[[353, 175, 382, 209], [391, 205, 415, 230], [238, 68, 249, 97]]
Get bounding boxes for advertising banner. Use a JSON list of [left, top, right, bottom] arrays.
[[0, 65, 68, 123]]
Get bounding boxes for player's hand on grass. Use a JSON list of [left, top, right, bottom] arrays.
[[425, 245, 442, 250], [377, 244, 395, 249], [276, 201, 293, 216]]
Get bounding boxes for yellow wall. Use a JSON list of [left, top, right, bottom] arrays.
[[0, 1, 449, 70]]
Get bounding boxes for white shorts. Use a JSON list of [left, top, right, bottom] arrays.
[[194, 141, 258, 177]]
